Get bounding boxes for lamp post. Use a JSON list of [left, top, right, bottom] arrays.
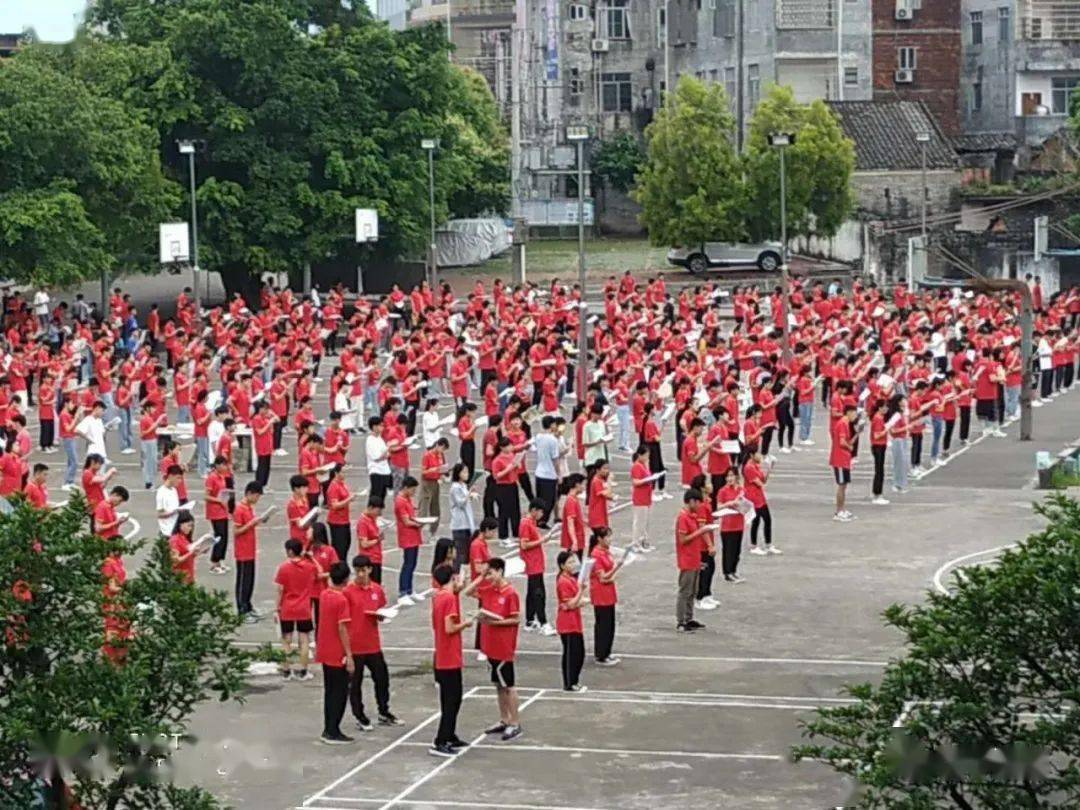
[[768, 132, 794, 364], [915, 131, 930, 295], [177, 139, 201, 315], [567, 124, 590, 397], [663, 0, 671, 103], [421, 138, 438, 290]]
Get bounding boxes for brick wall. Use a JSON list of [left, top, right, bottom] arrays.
[[850, 169, 960, 221], [872, 0, 962, 135]]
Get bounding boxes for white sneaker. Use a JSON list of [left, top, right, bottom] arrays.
[[696, 598, 718, 611], [801, 439, 815, 446], [412, 590, 427, 602], [833, 513, 852, 522], [872, 496, 890, 506], [934, 458, 946, 467], [749, 546, 768, 555], [792, 445, 802, 452], [274, 448, 288, 457], [780, 447, 792, 454], [540, 623, 556, 636], [397, 595, 415, 607], [476, 652, 488, 662], [651, 492, 664, 504], [1032, 400, 1044, 408], [702, 596, 721, 607], [61, 484, 74, 492], [662, 492, 674, 500], [992, 429, 1006, 438], [120, 447, 136, 455], [767, 546, 783, 555]]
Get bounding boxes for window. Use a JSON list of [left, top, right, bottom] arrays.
[[568, 67, 583, 97], [724, 66, 736, 108], [898, 47, 917, 70], [970, 11, 983, 45], [1051, 77, 1080, 115], [601, 72, 633, 112], [714, 0, 735, 37], [568, 4, 587, 21], [844, 66, 858, 87], [657, 6, 666, 47], [747, 63, 760, 110], [972, 66, 983, 112], [709, 69, 719, 84], [998, 6, 1010, 41], [606, 0, 629, 39]]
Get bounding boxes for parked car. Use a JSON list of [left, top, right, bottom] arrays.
[[667, 241, 784, 274]]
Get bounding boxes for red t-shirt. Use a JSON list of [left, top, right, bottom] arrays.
[[716, 484, 745, 532], [252, 413, 274, 457], [326, 478, 351, 525], [587, 475, 609, 529], [233, 501, 258, 562], [555, 572, 583, 635], [589, 546, 617, 606], [518, 515, 545, 575], [479, 582, 520, 662], [395, 494, 422, 549], [469, 535, 491, 579], [315, 589, 351, 666], [24, 481, 47, 509], [675, 509, 701, 571], [681, 435, 703, 485], [275, 558, 316, 621], [345, 581, 387, 654], [743, 461, 767, 508], [286, 497, 310, 542], [561, 495, 585, 551], [169, 533, 196, 584], [205, 472, 230, 521], [0, 454, 22, 496], [94, 500, 120, 541], [630, 460, 653, 506], [829, 420, 853, 470], [431, 588, 464, 670]]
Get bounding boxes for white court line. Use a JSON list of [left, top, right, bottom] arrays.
[[469, 685, 856, 703], [300, 687, 480, 807], [391, 740, 789, 761], [123, 518, 141, 541], [306, 801, 613, 810], [378, 689, 548, 810], [931, 544, 1017, 595], [463, 693, 842, 711]]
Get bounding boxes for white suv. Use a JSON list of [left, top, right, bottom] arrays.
[[667, 241, 784, 274]]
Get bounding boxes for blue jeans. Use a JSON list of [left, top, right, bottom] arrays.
[[1005, 385, 1020, 420], [63, 438, 78, 485], [119, 408, 134, 451], [364, 386, 378, 418], [101, 392, 116, 423], [930, 418, 944, 460], [196, 436, 209, 477], [616, 405, 631, 449], [176, 405, 192, 424], [798, 402, 814, 441], [399, 546, 418, 597], [141, 439, 158, 487], [890, 438, 909, 490]]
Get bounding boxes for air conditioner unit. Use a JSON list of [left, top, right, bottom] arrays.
[[895, 68, 914, 83], [591, 38, 610, 52], [896, 6, 913, 20]]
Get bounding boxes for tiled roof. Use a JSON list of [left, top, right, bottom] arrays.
[[952, 132, 1018, 152], [825, 100, 957, 172]]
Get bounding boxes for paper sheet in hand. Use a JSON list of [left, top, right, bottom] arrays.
[[416, 516, 439, 525], [576, 558, 594, 585], [190, 533, 216, 551], [720, 440, 741, 454], [503, 557, 526, 577], [299, 507, 320, 528], [373, 606, 399, 621], [260, 505, 278, 521], [714, 508, 739, 518], [475, 608, 504, 624], [638, 472, 665, 484], [178, 501, 195, 512]]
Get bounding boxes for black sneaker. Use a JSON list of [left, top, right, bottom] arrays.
[[428, 742, 457, 758], [501, 724, 523, 742], [686, 620, 706, 630], [379, 712, 404, 727], [448, 737, 470, 749], [484, 722, 508, 735], [320, 732, 355, 745], [676, 623, 695, 633], [355, 714, 373, 732]]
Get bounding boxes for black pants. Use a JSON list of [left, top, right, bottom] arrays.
[[777, 401, 795, 448], [330, 523, 351, 564], [255, 455, 271, 488], [560, 632, 585, 689], [593, 605, 616, 661], [322, 664, 350, 737], [235, 559, 255, 613], [646, 441, 666, 491], [959, 406, 971, 442], [535, 477, 557, 525], [871, 445, 886, 497], [1040, 368, 1054, 399], [943, 420, 955, 454], [518, 472, 534, 503], [761, 426, 775, 456], [350, 652, 391, 719], [910, 434, 923, 467], [696, 551, 715, 598], [482, 473, 497, 519], [525, 574, 547, 625], [451, 529, 471, 574], [720, 530, 742, 576], [496, 483, 520, 539], [40, 418, 55, 449], [460, 440, 476, 480], [750, 506, 772, 547], [370, 473, 392, 502], [434, 668, 463, 746], [211, 518, 230, 563], [273, 421, 284, 451]]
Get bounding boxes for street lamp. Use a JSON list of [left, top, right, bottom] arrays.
[[421, 138, 438, 290], [768, 132, 794, 364], [567, 124, 590, 397], [177, 139, 201, 315], [915, 131, 931, 295], [663, 0, 671, 104]]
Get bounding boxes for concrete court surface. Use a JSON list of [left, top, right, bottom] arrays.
[[25, 368, 1075, 809]]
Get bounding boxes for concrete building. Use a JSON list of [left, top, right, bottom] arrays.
[[376, 0, 409, 30], [963, 0, 1080, 159], [871, 0, 963, 134], [0, 32, 23, 57]]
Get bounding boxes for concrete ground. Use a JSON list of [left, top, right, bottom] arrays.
[[22, 347, 1074, 809]]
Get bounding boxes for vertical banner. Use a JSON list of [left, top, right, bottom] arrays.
[[544, 0, 559, 81]]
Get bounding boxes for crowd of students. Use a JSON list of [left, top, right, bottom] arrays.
[[2, 271, 1077, 752]]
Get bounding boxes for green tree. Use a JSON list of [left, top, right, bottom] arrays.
[[0, 498, 249, 809], [742, 85, 855, 242], [592, 131, 646, 194], [444, 66, 510, 218], [795, 494, 1080, 809], [633, 76, 745, 247], [0, 51, 179, 286]]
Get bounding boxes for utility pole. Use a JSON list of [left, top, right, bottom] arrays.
[[769, 132, 794, 364], [664, 0, 671, 102], [916, 131, 930, 295], [567, 125, 590, 396], [178, 140, 201, 316], [422, 138, 438, 290]]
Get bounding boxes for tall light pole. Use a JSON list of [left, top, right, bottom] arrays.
[[567, 124, 590, 397], [768, 132, 794, 364], [177, 139, 201, 315], [422, 138, 438, 290], [916, 131, 930, 295], [663, 0, 671, 103]]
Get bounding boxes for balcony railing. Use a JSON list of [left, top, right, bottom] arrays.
[[1021, 1, 1080, 41]]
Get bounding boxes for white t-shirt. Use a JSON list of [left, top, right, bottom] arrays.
[[208, 419, 225, 453], [421, 411, 441, 449], [76, 415, 107, 458], [365, 434, 391, 476], [33, 291, 50, 316], [155, 484, 181, 536]]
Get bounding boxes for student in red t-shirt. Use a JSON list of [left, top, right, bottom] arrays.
[[519, 500, 553, 635], [743, 451, 778, 555], [589, 527, 624, 665], [23, 463, 49, 509], [94, 484, 130, 542], [355, 497, 385, 583], [675, 489, 709, 632], [316, 562, 355, 745], [829, 405, 859, 522], [587, 459, 613, 531], [168, 510, 204, 586], [629, 445, 655, 553], [478, 558, 524, 741], [555, 550, 588, 692], [559, 473, 586, 557], [325, 465, 357, 561], [715, 468, 747, 584], [429, 565, 476, 757], [344, 553, 403, 730], [234, 481, 269, 621], [275, 539, 317, 681], [395, 477, 424, 605]]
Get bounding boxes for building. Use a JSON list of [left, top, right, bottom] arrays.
[[376, 0, 409, 30], [963, 0, 1080, 160], [0, 32, 23, 58], [871, 0, 963, 134]]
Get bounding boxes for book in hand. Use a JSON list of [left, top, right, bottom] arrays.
[[637, 472, 665, 484], [503, 557, 526, 577], [415, 516, 439, 525], [190, 533, 217, 552], [474, 608, 505, 624], [299, 507, 320, 528], [371, 606, 399, 621], [720, 440, 741, 454], [714, 508, 739, 518], [260, 505, 278, 521], [178, 501, 196, 512], [577, 558, 594, 585]]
